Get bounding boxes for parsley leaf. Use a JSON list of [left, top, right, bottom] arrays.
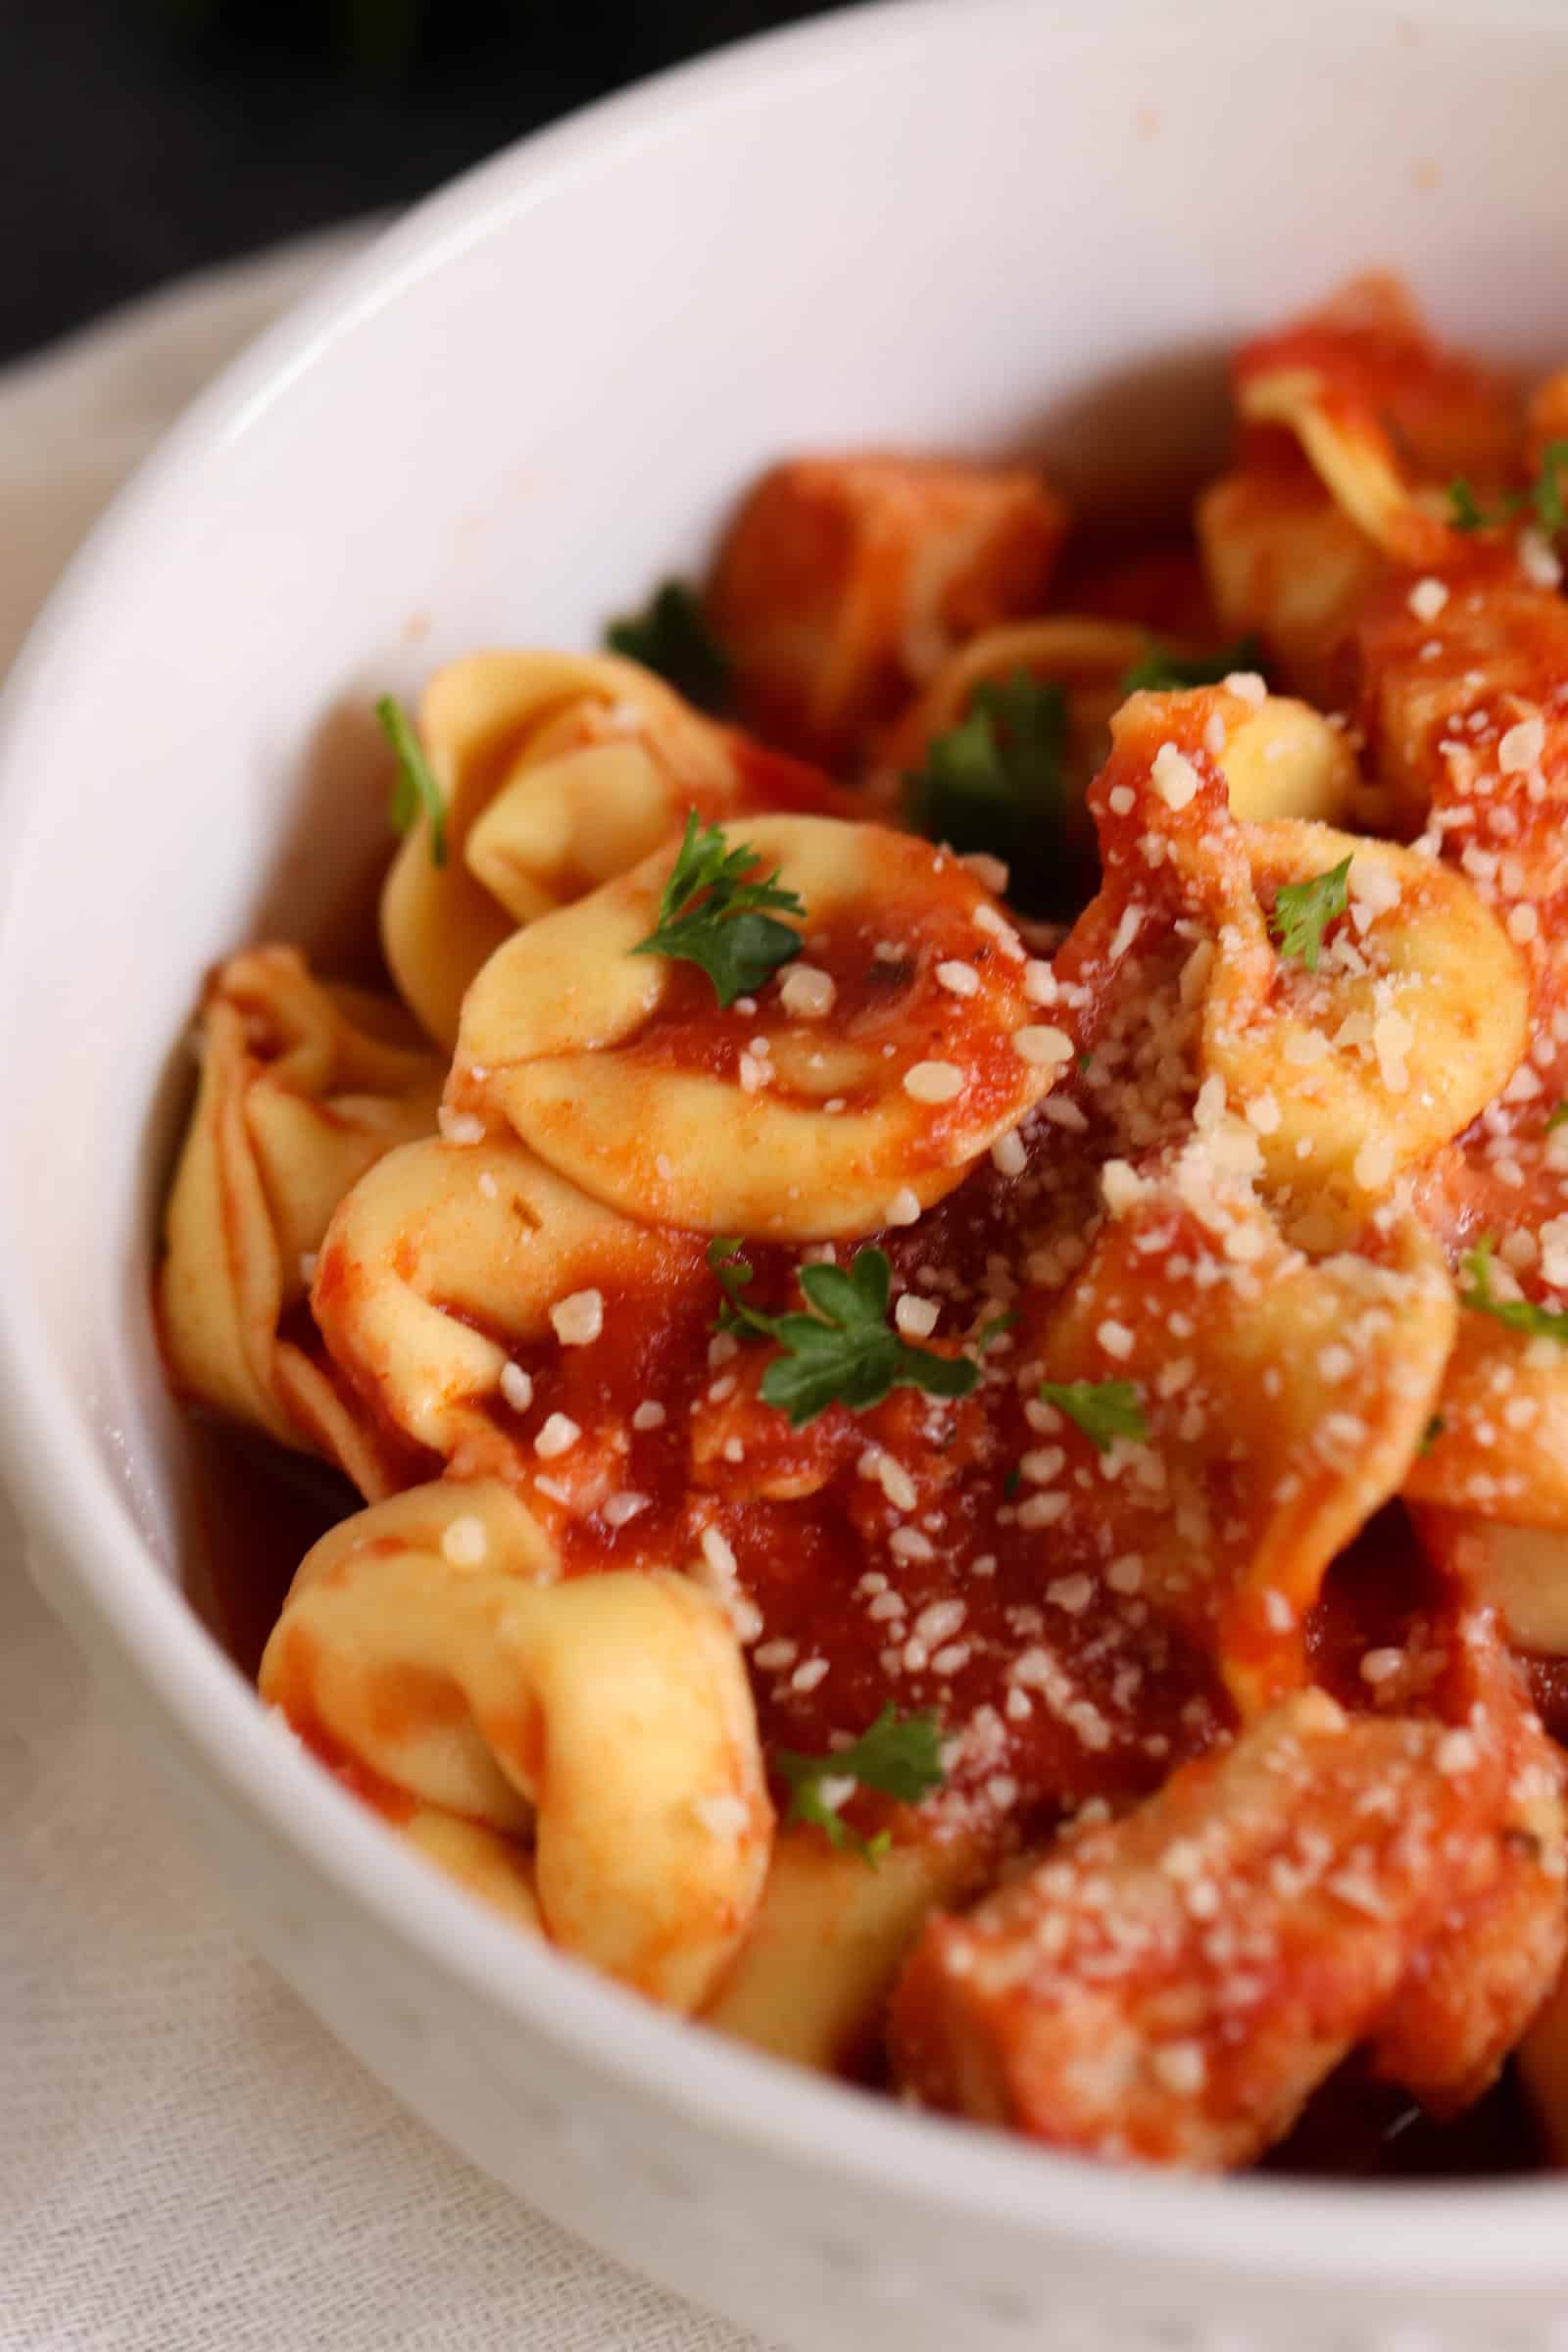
[[1119, 632, 1264, 696], [1420, 1413, 1446, 1457], [773, 1705, 946, 1865], [606, 580, 729, 709], [1459, 1233, 1568, 1344], [1269, 854, 1352, 971], [1447, 441, 1568, 538], [708, 1237, 774, 1338], [1547, 1103, 1568, 1134], [631, 811, 805, 1007], [710, 1244, 981, 1426], [375, 695, 448, 867], [1037, 1377, 1148, 1453], [904, 670, 1076, 915]]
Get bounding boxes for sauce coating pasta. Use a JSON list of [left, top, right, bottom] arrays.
[[164, 275, 1568, 2177]]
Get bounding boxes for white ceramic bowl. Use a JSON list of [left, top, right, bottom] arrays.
[[3, 3, 1567, 2344]]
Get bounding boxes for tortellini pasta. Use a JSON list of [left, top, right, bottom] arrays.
[[382, 650, 844, 1047], [705, 1828, 988, 2071], [160, 946, 445, 1495], [1202, 821, 1528, 1213], [452, 814, 1068, 1241], [1027, 1182, 1454, 1714], [260, 1478, 771, 2009], [310, 1130, 696, 1475]]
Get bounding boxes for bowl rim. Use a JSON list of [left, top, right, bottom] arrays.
[[3, 0, 1567, 2291]]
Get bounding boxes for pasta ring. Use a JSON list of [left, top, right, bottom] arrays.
[[260, 1477, 772, 2010], [452, 813, 1069, 1241]]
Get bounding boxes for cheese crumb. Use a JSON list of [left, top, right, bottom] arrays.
[[935, 959, 980, 998], [885, 1187, 922, 1226], [499, 1362, 534, 1414], [441, 1515, 488, 1567], [1152, 2041, 1207, 2094], [438, 1106, 485, 1147], [1499, 716, 1546, 774], [779, 963, 837, 1019], [905, 1059, 965, 1103], [1407, 576, 1449, 622], [1011, 1023, 1074, 1067], [992, 1127, 1028, 1178], [1152, 743, 1201, 810], [534, 1412, 581, 1459], [1520, 526, 1564, 590], [1352, 1135, 1396, 1191], [551, 1289, 605, 1347], [895, 1295, 940, 1340]]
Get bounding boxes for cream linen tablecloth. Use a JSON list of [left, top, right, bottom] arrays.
[[0, 229, 763, 2352]]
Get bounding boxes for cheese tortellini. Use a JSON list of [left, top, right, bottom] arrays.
[[161, 946, 445, 1495], [260, 1478, 770, 2009], [451, 814, 1067, 1240], [382, 650, 842, 1047]]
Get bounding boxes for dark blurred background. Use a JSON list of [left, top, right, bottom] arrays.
[[4, 0, 862, 364]]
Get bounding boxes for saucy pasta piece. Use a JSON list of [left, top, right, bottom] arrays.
[[309, 1130, 700, 1486], [382, 650, 845, 1047], [710, 455, 1069, 764], [892, 1649, 1562, 2168], [260, 1477, 771, 2009], [705, 1828, 989, 2073], [160, 946, 444, 1495], [451, 814, 1072, 1241]]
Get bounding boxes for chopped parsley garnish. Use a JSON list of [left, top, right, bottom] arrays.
[[1118, 632, 1264, 696], [605, 579, 729, 709], [709, 1236, 769, 1336], [1547, 1102, 1568, 1134], [708, 1242, 980, 1426], [1269, 853, 1352, 971], [773, 1705, 946, 1865], [904, 670, 1076, 915], [375, 695, 448, 867], [1037, 1377, 1148, 1453], [1420, 1413, 1446, 1456], [631, 811, 805, 1007], [1447, 440, 1568, 538], [1459, 1232, 1568, 1344]]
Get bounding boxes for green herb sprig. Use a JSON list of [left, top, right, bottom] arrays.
[[1447, 441, 1568, 538], [904, 670, 1073, 913], [631, 812, 805, 1007], [1459, 1233, 1568, 1344], [1118, 633, 1265, 696], [774, 1705, 946, 1865], [1037, 1378, 1149, 1453], [606, 580, 729, 709], [1270, 854, 1353, 971], [708, 1241, 981, 1426], [376, 695, 448, 867]]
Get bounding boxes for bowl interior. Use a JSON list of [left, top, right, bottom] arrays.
[[5, 0, 1568, 2292]]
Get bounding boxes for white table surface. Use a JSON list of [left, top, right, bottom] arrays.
[[0, 227, 761, 2352]]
